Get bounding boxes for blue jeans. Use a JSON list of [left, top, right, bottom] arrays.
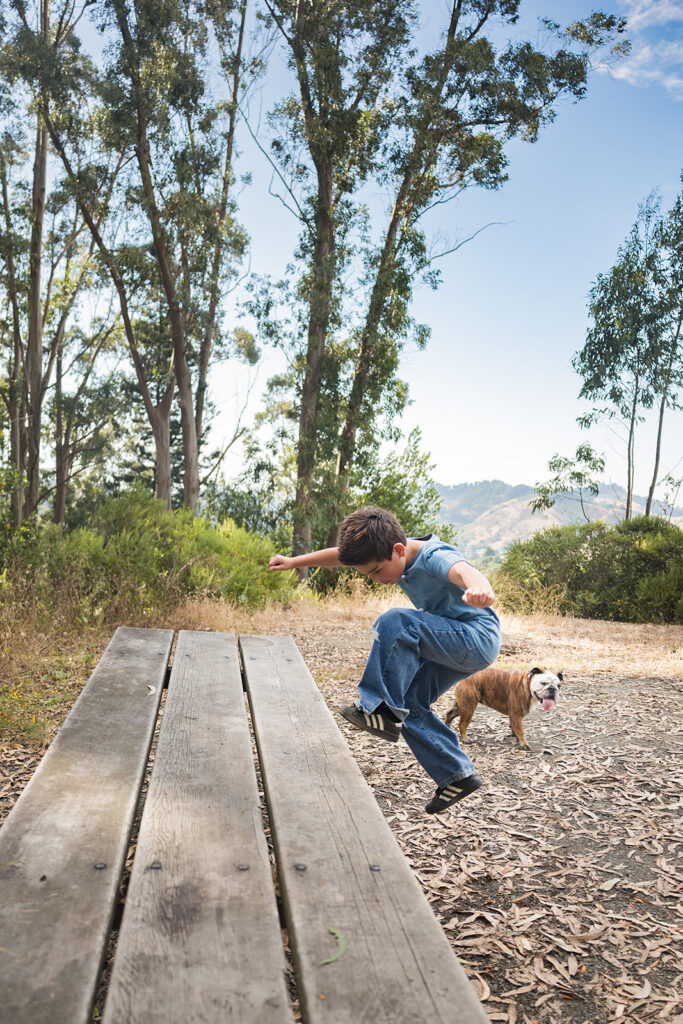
[[357, 607, 501, 788]]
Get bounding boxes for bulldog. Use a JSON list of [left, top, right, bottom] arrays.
[[444, 667, 563, 750]]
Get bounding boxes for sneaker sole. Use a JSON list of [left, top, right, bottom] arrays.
[[339, 706, 401, 743], [425, 775, 483, 814]]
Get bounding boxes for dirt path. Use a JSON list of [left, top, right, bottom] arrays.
[[2, 600, 682, 1023]]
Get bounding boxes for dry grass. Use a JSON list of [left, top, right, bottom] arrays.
[[173, 593, 683, 682], [498, 611, 682, 681], [2, 588, 680, 751]]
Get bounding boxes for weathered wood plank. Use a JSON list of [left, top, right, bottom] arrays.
[[102, 630, 294, 1024], [241, 634, 489, 1024], [0, 626, 173, 1024]]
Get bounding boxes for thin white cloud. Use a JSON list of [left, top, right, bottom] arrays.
[[613, 46, 683, 97], [612, 2, 683, 97], [619, 0, 683, 29]]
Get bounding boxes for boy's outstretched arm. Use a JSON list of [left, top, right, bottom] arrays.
[[269, 547, 343, 572], [448, 560, 496, 607]]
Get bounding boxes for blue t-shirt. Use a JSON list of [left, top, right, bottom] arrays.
[[399, 534, 499, 627]]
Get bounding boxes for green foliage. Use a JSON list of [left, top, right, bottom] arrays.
[[531, 442, 605, 521], [573, 185, 683, 519], [494, 516, 683, 624], [1, 486, 296, 623]]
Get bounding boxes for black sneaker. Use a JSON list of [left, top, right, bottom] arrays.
[[339, 703, 402, 743], [425, 773, 483, 814]]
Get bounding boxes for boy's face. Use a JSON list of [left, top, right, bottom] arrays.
[[356, 543, 406, 585]]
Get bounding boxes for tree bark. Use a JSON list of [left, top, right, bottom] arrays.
[[25, 6, 49, 519], [625, 389, 638, 521], [53, 347, 68, 526], [292, 160, 335, 565], [335, 174, 413, 490], [150, 397, 174, 508], [333, 1, 461, 508], [111, 0, 199, 509], [195, 0, 247, 445], [0, 151, 27, 527], [645, 311, 682, 516], [289, 3, 337, 566]]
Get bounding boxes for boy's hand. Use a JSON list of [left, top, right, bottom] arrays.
[[269, 554, 295, 571], [462, 587, 495, 608]]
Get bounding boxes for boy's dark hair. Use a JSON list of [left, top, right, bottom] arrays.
[[337, 507, 407, 565]]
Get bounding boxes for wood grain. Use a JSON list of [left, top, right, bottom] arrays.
[[241, 633, 489, 1024], [102, 630, 294, 1024], [0, 626, 173, 1024]]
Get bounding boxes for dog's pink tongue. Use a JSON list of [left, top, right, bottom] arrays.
[[542, 698, 556, 711]]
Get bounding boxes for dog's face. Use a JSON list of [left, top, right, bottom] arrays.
[[528, 668, 563, 710]]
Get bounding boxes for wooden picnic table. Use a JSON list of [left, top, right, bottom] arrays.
[[0, 627, 488, 1023]]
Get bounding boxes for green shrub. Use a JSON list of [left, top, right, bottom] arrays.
[[2, 487, 295, 624], [494, 516, 683, 624]]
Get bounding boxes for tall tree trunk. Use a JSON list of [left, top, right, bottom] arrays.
[[289, 1, 338, 565], [110, 1, 199, 509], [625, 390, 638, 521], [8, 384, 25, 528], [53, 455, 71, 526], [25, 5, 49, 519], [135, 121, 198, 505], [150, 394, 174, 509], [195, 0, 247, 445], [293, 161, 335, 566], [0, 153, 26, 527], [645, 313, 681, 516], [323, 194, 410, 553], [54, 346, 65, 525], [335, 175, 413, 491], [332, 1, 461, 514]]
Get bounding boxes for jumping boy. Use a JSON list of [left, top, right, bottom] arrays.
[[269, 507, 501, 814]]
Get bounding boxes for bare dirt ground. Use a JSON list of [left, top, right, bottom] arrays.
[[2, 595, 682, 1024]]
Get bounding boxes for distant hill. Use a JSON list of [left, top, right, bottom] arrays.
[[436, 480, 683, 563]]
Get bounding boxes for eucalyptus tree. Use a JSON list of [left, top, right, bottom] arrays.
[[259, 0, 417, 559], [330, 4, 629, 541], [91, 0, 255, 509], [39, 66, 179, 505], [645, 185, 683, 516], [574, 194, 673, 520], [259, 1, 628, 556], [0, 2, 117, 525], [18, 0, 254, 509]]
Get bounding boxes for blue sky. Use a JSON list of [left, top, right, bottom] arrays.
[[212, 0, 683, 500]]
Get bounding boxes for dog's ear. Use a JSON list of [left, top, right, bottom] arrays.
[[529, 667, 543, 677], [557, 671, 564, 683]]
